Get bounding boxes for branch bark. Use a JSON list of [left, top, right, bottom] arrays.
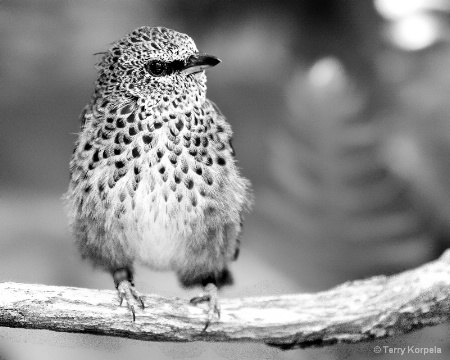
[[1, 250, 450, 350]]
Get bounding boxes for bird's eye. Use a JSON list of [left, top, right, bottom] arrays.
[[145, 60, 167, 77]]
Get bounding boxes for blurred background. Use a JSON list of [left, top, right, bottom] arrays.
[[1, 0, 450, 359]]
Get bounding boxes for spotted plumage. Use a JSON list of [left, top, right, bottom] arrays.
[[64, 27, 252, 325]]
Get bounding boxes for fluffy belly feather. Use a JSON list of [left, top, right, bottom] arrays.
[[129, 176, 201, 271], [135, 215, 192, 270]]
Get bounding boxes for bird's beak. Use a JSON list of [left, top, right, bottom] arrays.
[[182, 53, 221, 75]]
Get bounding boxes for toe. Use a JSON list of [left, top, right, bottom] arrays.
[[190, 295, 210, 305], [129, 286, 145, 309]]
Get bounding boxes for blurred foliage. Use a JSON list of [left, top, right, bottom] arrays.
[[2, 0, 450, 359]]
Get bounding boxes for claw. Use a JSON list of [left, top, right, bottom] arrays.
[[139, 297, 145, 309]]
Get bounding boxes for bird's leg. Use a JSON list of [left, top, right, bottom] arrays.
[[190, 282, 220, 331], [113, 268, 145, 322]]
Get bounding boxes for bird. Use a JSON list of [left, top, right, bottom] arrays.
[[64, 26, 252, 328]]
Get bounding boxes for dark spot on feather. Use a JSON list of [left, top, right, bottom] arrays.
[[132, 147, 140, 158], [98, 182, 105, 192], [126, 113, 135, 123], [191, 196, 197, 207], [93, 150, 100, 162], [123, 135, 132, 144], [205, 176, 213, 185], [185, 178, 194, 189], [181, 162, 188, 174], [121, 104, 133, 114], [129, 127, 137, 136], [142, 134, 152, 144], [115, 160, 125, 169], [175, 119, 184, 131]]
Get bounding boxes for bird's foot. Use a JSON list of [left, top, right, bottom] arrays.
[[117, 280, 145, 321], [113, 269, 145, 322], [190, 283, 220, 331]]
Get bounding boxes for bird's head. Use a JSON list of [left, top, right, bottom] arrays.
[[95, 26, 220, 109]]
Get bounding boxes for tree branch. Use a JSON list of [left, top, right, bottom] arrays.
[[1, 250, 450, 350]]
